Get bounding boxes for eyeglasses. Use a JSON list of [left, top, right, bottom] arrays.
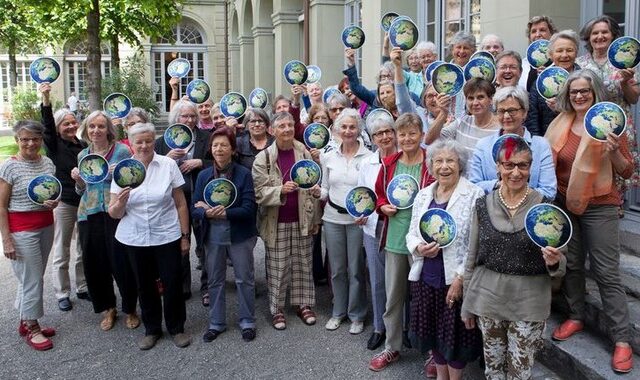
[[249, 119, 266, 125], [179, 114, 197, 120], [330, 107, 345, 113], [496, 107, 523, 117], [497, 65, 519, 71], [500, 161, 531, 171], [569, 88, 592, 97], [373, 129, 394, 137], [18, 137, 42, 143]]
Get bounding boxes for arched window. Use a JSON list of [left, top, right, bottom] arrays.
[[63, 39, 112, 100]]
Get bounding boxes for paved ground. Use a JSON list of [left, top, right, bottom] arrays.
[[0, 238, 561, 379]]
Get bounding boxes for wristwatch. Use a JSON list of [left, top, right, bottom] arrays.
[[181, 232, 190, 239]]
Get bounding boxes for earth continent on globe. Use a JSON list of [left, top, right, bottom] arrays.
[[584, 102, 626, 140], [114, 159, 145, 189], [536, 67, 569, 99], [79, 155, 108, 183], [608, 37, 640, 69], [419, 209, 457, 247], [291, 160, 321, 189], [345, 187, 377, 218], [525, 203, 572, 248], [386, 174, 418, 209], [304, 124, 330, 149], [204, 179, 237, 208], [28, 175, 61, 205]]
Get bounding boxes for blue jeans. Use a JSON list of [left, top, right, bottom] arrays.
[[206, 237, 257, 331], [363, 221, 386, 332]]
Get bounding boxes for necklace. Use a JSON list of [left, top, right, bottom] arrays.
[[498, 186, 530, 210], [91, 143, 112, 156]]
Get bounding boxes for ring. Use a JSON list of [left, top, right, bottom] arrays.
[[448, 299, 454, 304]]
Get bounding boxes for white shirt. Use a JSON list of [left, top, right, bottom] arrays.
[[357, 151, 383, 237], [68, 95, 78, 112], [111, 153, 185, 247]]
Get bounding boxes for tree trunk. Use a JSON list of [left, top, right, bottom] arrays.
[[8, 40, 17, 89], [86, 0, 102, 111], [110, 33, 120, 71]]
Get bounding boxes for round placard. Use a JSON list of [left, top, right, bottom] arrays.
[[524, 203, 573, 249], [203, 178, 238, 209], [78, 154, 109, 184], [27, 175, 62, 205], [386, 174, 419, 209], [29, 57, 61, 84], [164, 123, 194, 150], [113, 158, 146, 189], [419, 208, 458, 248], [103, 93, 132, 119]]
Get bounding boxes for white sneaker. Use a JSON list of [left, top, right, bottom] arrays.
[[325, 317, 344, 331], [349, 321, 364, 335]]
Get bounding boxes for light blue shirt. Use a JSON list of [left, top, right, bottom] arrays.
[[468, 128, 557, 199]]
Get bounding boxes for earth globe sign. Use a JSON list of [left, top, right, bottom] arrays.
[[366, 108, 394, 133], [527, 39, 552, 68], [386, 174, 419, 209], [103, 93, 132, 119], [584, 101, 627, 141], [608, 36, 640, 70], [323, 87, 341, 104], [424, 60, 444, 82], [491, 133, 524, 162], [220, 92, 247, 118], [470, 50, 495, 65], [78, 154, 109, 184], [164, 123, 194, 150], [306, 65, 322, 84], [27, 175, 62, 205], [283, 60, 308, 85], [524, 203, 573, 249], [29, 57, 61, 84], [249, 88, 269, 109], [342, 26, 365, 49], [303, 123, 330, 149], [166, 58, 191, 78], [380, 12, 399, 32], [203, 178, 237, 209], [432, 63, 465, 97], [536, 66, 569, 100], [345, 186, 377, 218], [464, 57, 496, 82], [186, 79, 211, 104], [419, 208, 458, 248], [113, 158, 146, 189], [389, 18, 419, 50], [290, 159, 321, 189]]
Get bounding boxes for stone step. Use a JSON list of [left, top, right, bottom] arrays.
[[617, 252, 640, 299], [539, 314, 640, 380], [619, 216, 640, 259]]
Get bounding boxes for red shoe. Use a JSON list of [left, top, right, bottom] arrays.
[[424, 356, 437, 378], [552, 320, 583, 341], [18, 320, 55, 338], [612, 345, 633, 373], [369, 350, 399, 372], [24, 323, 53, 351]]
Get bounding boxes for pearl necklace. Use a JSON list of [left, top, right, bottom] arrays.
[[498, 186, 530, 210]]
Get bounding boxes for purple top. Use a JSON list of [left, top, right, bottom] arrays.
[[420, 199, 448, 288], [277, 148, 299, 222]]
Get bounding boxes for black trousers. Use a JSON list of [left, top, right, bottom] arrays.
[[79, 212, 137, 314], [126, 239, 186, 336]]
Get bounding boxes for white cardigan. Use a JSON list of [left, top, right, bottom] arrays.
[[406, 176, 484, 284]]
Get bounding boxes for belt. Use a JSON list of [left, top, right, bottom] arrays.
[[328, 198, 348, 214]]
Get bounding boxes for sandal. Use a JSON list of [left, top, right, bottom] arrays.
[[296, 306, 317, 326], [24, 322, 53, 351], [125, 313, 140, 329], [272, 312, 286, 330], [202, 294, 210, 308], [19, 320, 55, 338], [100, 308, 117, 331]]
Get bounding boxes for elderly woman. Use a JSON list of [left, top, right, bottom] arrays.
[[0, 121, 58, 350], [520, 15, 558, 90], [546, 70, 636, 373], [480, 34, 504, 57], [358, 114, 398, 350], [449, 32, 477, 118], [406, 140, 484, 379], [339, 78, 368, 118], [72, 111, 139, 331], [525, 30, 581, 136], [252, 112, 322, 330], [461, 136, 566, 379], [108, 122, 191, 350], [155, 99, 212, 299], [192, 127, 258, 342], [416, 41, 438, 70], [39, 83, 88, 312], [121, 107, 150, 147], [369, 113, 435, 372], [495, 51, 524, 89], [320, 109, 372, 334], [236, 108, 274, 170], [468, 86, 557, 199]]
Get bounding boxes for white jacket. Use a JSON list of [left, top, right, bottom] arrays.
[[406, 176, 484, 284], [357, 151, 383, 237]]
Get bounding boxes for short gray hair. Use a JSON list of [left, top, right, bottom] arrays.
[[548, 30, 579, 56], [328, 92, 350, 108], [13, 120, 45, 137], [495, 50, 523, 71], [426, 139, 469, 175], [80, 110, 117, 143], [332, 108, 364, 133], [493, 86, 529, 113], [168, 99, 198, 125], [415, 41, 437, 54], [481, 34, 504, 49], [555, 69, 608, 113], [126, 107, 150, 124], [53, 108, 77, 132], [449, 31, 476, 50], [270, 111, 294, 127], [368, 115, 395, 136], [128, 122, 156, 140]]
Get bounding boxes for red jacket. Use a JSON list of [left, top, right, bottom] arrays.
[[374, 149, 435, 250]]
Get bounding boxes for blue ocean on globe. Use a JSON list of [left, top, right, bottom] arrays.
[[464, 57, 496, 82], [470, 51, 495, 64], [380, 12, 399, 32], [220, 92, 247, 118], [114, 159, 146, 189], [345, 186, 377, 218], [167, 58, 190, 78], [249, 88, 269, 108], [203, 178, 237, 208], [386, 174, 419, 209], [424, 60, 444, 82], [525, 203, 572, 248], [527, 40, 551, 68], [164, 124, 193, 149], [29, 57, 61, 84], [283, 60, 308, 85], [103, 93, 132, 119], [432, 63, 464, 97], [608, 36, 640, 69], [536, 67, 569, 100], [186, 79, 211, 104], [27, 175, 61, 205], [303, 123, 330, 149], [323, 88, 341, 104], [584, 101, 626, 141], [342, 26, 365, 49], [290, 159, 321, 189], [306, 65, 322, 84], [78, 154, 109, 184], [491, 133, 523, 162], [389, 18, 418, 50], [419, 208, 457, 248]]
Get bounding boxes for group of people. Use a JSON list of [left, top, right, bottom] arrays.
[[1, 12, 637, 379]]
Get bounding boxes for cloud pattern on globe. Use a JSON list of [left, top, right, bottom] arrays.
[[114, 159, 146, 189], [249, 88, 269, 109], [204, 178, 237, 208], [419, 208, 457, 248], [220, 92, 247, 118], [527, 40, 551, 68], [386, 174, 419, 209], [187, 80, 211, 104], [164, 124, 193, 149], [27, 175, 61, 205], [306, 65, 322, 84], [345, 186, 377, 218], [283, 60, 308, 85], [103, 93, 132, 119], [303, 123, 330, 149], [432, 63, 464, 97], [78, 154, 109, 184], [30, 57, 61, 84], [291, 159, 321, 189], [536, 66, 569, 100], [584, 101, 626, 141], [608, 36, 640, 69], [464, 57, 496, 82], [525, 203, 572, 248], [167, 58, 191, 78]]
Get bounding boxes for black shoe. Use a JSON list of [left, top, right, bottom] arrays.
[[402, 330, 412, 349], [202, 329, 222, 343], [58, 297, 72, 311], [367, 332, 385, 350], [241, 328, 256, 342], [76, 291, 91, 301]]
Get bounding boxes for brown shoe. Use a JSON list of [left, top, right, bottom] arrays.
[[272, 312, 286, 330], [296, 306, 316, 325], [171, 332, 191, 348], [138, 334, 161, 350], [125, 313, 140, 329], [100, 308, 117, 331]]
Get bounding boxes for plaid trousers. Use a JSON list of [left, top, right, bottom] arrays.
[[264, 222, 315, 315]]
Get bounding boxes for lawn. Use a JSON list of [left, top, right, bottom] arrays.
[[0, 136, 18, 160]]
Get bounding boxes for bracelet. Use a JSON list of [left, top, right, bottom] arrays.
[[181, 232, 190, 239]]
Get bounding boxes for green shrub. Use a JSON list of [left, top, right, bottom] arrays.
[[10, 87, 39, 123]]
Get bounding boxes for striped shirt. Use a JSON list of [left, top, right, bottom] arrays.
[[0, 156, 55, 211], [441, 114, 500, 159]]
